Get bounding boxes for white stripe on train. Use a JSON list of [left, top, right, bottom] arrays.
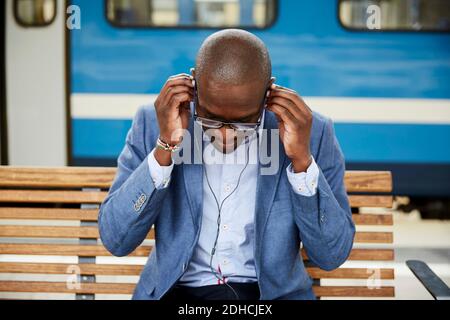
[[71, 94, 450, 124]]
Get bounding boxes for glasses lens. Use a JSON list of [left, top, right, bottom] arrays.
[[230, 123, 259, 131], [195, 117, 223, 129]]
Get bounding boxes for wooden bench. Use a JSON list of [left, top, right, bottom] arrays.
[[0, 166, 394, 299]]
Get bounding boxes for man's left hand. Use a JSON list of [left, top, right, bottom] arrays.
[[266, 84, 313, 173]]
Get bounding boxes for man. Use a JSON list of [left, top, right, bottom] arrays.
[[98, 29, 355, 300]]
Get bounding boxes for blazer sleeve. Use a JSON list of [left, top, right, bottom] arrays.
[[98, 106, 169, 257], [291, 117, 356, 271]]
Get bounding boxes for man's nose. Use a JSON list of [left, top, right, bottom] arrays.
[[220, 126, 237, 143]]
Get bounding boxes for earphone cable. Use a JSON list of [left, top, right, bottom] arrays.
[[203, 136, 252, 300]]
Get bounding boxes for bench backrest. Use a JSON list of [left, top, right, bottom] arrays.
[[0, 167, 394, 299]]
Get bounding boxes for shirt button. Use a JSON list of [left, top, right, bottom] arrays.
[[224, 184, 231, 192], [222, 259, 229, 265], [223, 224, 229, 230]]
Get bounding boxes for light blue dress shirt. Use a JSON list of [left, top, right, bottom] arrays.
[[147, 113, 319, 287]]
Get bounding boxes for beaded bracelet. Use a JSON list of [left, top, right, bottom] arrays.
[[156, 137, 181, 153]]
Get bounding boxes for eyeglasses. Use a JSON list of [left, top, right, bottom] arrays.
[[194, 113, 263, 132], [193, 80, 267, 132]]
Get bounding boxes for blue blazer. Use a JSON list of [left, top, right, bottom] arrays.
[[98, 104, 355, 300]]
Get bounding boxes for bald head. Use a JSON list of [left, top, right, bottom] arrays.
[[195, 29, 272, 87]]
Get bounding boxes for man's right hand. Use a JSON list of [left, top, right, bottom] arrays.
[[153, 73, 194, 166]]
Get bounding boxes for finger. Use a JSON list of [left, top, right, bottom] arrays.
[[269, 86, 301, 107], [165, 77, 194, 90], [271, 84, 297, 94], [169, 73, 193, 80], [267, 103, 299, 131], [161, 76, 194, 95], [158, 76, 193, 108], [168, 92, 193, 111], [270, 86, 307, 108], [267, 96, 303, 120], [270, 85, 312, 114], [160, 85, 193, 107], [167, 85, 193, 95]]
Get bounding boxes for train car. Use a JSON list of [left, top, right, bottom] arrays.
[[1, 0, 450, 216]]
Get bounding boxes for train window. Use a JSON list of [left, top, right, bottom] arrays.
[[106, 0, 276, 28], [14, 0, 57, 27], [339, 0, 450, 31]]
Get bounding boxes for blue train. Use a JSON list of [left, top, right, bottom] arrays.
[[2, 0, 450, 216]]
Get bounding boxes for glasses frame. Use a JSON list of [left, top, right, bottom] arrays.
[[193, 80, 269, 132]]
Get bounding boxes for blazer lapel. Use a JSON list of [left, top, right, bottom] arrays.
[[181, 117, 203, 229], [254, 112, 286, 258]]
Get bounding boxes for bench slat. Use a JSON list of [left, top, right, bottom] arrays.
[[352, 213, 393, 226], [344, 171, 392, 193], [0, 243, 150, 256], [0, 168, 392, 193], [0, 262, 143, 275], [349, 195, 393, 208], [0, 244, 394, 260], [344, 249, 394, 261], [0, 281, 135, 295], [0, 226, 392, 243], [0, 262, 395, 279], [0, 167, 116, 188], [354, 232, 393, 243], [0, 208, 99, 221], [0, 190, 107, 204], [0, 226, 100, 239], [0, 208, 393, 226], [0, 281, 395, 297], [308, 267, 394, 280], [314, 286, 395, 297], [0, 191, 392, 208]]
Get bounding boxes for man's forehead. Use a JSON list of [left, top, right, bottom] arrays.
[[198, 91, 263, 116], [198, 102, 262, 122], [199, 79, 265, 101]]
